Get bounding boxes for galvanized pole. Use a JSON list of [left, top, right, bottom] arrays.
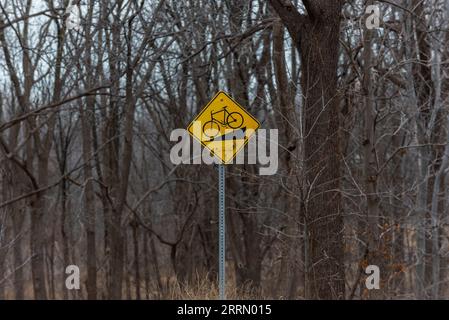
[[218, 164, 226, 300]]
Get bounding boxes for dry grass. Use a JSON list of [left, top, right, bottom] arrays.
[[2, 271, 268, 299], [165, 276, 264, 300]]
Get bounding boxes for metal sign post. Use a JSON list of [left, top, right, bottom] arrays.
[[186, 91, 260, 300], [218, 164, 226, 300]]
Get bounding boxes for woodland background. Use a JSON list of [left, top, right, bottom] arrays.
[[1, 0, 449, 300]]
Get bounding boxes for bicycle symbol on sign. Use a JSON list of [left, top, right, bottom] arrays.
[[203, 106, 244, 138]]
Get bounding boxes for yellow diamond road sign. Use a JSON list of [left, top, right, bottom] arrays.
[[187, 91, 260, 164]]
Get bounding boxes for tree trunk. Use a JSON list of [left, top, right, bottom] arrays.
[[361, 4, 385, 298], [131, 221, 141, 299], [270, 0, 345, 299], [80, 99, 98, 299]]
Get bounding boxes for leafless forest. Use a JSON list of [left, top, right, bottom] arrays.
[[0, 0, 449, 300]]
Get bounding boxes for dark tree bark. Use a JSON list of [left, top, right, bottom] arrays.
[[269, 0, 345, 299]]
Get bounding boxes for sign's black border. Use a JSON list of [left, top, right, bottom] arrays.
[[187, 91, 261, 164]]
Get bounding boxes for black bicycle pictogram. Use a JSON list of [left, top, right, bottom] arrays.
[[203, 106, 244, 137]]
